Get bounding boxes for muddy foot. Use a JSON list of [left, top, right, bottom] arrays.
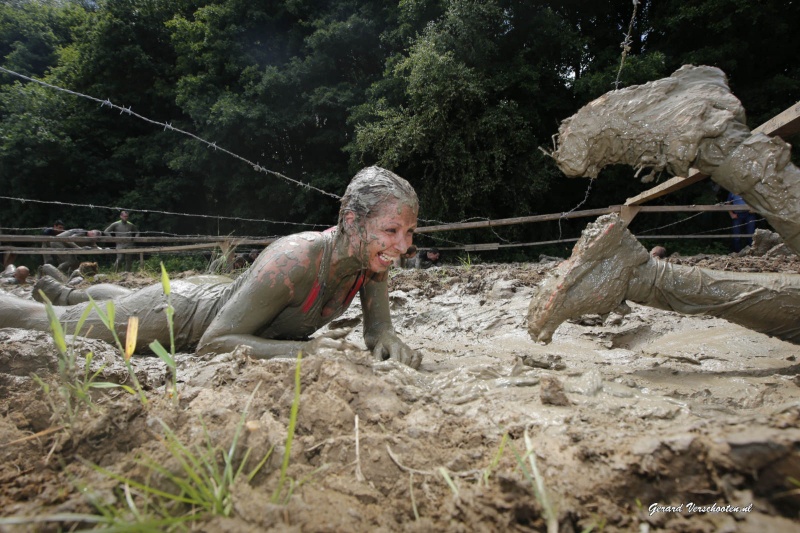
[[32, 275, 73, 306], [527, 214, 649, 343], [553, 65, 749, 181]]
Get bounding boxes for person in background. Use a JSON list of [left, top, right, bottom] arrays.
[[45, 228, 105, 276], [650, 246, 667, 259], [415, 247, 441, 269], [41, 220, 65, 265], [1, 265, 29, 285], [104, 211, 140, 272], [42, 220, 65, 237], [726, 192, 757, 253]]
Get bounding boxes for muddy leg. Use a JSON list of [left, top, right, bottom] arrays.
[[39, 264, 68, 283], [628, 259, 800, 344], [552, 65, 800, 255], [0, 294, 53, 331], [712, 133, 800, 254], [33, 276, 134, 306], [32, 275, 75, 305], [528, 214, 800, 344]]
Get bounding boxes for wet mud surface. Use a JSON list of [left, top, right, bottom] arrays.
[[2, 256, 800, 532]]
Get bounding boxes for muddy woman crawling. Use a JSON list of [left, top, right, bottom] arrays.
[[0, 166, 422, 369]]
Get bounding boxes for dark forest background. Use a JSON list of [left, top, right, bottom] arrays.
[[1, 0, 798, 260]]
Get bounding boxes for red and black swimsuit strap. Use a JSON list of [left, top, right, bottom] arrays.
[[300, 228, 367, 314]]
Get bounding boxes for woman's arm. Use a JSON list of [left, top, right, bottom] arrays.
[[196, 235, 319, 359], [361, 272, 422, 369]]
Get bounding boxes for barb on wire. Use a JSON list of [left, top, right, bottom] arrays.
[[0, 65, 341, 200]]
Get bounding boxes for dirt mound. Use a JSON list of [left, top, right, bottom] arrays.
[[1, 258, 799, 531]]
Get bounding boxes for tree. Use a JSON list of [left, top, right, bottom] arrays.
[[166, 0, 402, 234], [349, 0, 579, 241]]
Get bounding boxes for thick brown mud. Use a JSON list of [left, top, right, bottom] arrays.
[[2, 257, 799, 532]]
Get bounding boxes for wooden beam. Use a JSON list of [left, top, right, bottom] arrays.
[[752, 100, 800, 137], [618, 205, 641, 227], [624, 100, 800, 206], [416, 207, 616, 233], [625, 169, 708, 206]]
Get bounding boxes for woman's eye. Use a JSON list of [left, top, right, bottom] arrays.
[[385, 228, 397, 234]]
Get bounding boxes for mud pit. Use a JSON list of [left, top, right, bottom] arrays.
[[1, 257, 799, 533]]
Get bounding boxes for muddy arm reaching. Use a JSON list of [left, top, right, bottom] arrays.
[[361, 272, 421, 369], [196, 238, 320, 359]]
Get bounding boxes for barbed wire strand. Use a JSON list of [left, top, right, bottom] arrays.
[[557, 177, 596, 239], [615, 0, 640, 90], [0, 194, 328, 230], [0, 66, 341, 200]]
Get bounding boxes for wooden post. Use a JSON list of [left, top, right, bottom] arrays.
[[619, 205, 641, 227]]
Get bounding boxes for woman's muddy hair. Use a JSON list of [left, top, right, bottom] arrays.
[[338, 166, 418, 230]]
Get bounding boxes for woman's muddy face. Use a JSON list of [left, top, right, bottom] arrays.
[[361, 201, 417, 272]]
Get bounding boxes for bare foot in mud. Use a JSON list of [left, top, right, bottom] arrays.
[[527, 214, 649, 343]]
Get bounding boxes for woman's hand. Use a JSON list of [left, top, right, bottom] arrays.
[[371, 330, 422, 369]]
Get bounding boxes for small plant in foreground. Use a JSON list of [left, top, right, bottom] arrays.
[[457, 252, 473, 271], [271, 351, 303, 503], [513, 429, 559, 533], [83, 381, 273, 526], [149, 262, 179, 402], [33, 292, 133, 426], [480, 432, 509, 487], [0, 383, 272, 531], [89, 297, 148, 405]]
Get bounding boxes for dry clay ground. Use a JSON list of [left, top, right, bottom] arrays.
[[1, 253, 800, 532]]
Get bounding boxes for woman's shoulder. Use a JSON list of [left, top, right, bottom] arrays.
[[260, 231, 330, 270], [270, 230, 328, 252]]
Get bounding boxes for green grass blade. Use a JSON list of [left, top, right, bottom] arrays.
[[40, 294, 67, 354], [73, 300, 96, 338], [271, 353, 302, 503], [149, 340, 175, 369]]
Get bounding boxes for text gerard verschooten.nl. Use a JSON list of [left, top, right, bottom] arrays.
[[648, 502, 753, 516]]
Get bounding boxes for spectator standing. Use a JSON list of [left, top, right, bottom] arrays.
[[726, 192, 757, 253], [104, 211, 139, 272]]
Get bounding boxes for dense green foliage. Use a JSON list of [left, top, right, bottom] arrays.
[[1, 0, 798, 258]]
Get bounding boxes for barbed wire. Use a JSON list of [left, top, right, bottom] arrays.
[[0, 194, 329, 230], [558, 177, 596, 239], [615, 0, 640, 90], [0, 66, 341, 200], [636, 210, 706, 234], [636, 202, 765, 236]]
